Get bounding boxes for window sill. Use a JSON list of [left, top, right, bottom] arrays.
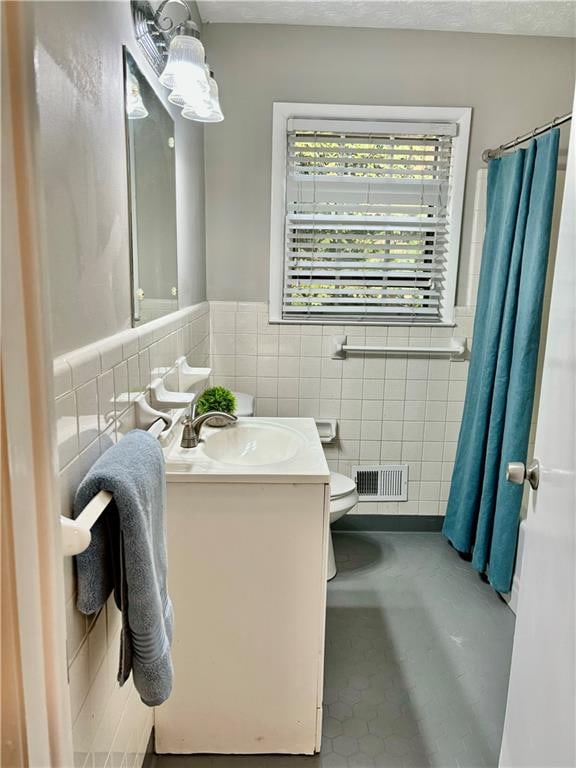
[[268, 317, 457, 329]]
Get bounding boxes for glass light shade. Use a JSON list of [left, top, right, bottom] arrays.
[[159, 33, 207, 90], [168, 63, 209, 108], [167, 89, 185, 107], [182, 74, 223, 122], [207, 75, 224, 121], [182, 106, 223, 122], [126, 70, 148, 119]]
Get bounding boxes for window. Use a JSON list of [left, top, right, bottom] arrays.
[[269, 104, 471, 325]]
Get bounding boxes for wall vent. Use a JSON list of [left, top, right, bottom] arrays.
[[353, 464, 408, 502]]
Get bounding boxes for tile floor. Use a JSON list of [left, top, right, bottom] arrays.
[[153, 532, 515, 768]]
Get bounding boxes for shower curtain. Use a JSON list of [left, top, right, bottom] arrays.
[[443, 129, 560, 593]]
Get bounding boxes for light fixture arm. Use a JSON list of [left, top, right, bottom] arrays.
[[152, 0, 194, 32]]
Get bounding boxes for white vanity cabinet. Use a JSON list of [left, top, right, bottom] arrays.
[[155, 418, 330, 755]]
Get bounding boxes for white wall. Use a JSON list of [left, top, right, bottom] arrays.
[[27, 1, 208, 765], [32, 0, 207, 356], [202, 23, 575, 303]]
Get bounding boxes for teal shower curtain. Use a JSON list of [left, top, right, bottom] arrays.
[[443, 129, 560, 593]]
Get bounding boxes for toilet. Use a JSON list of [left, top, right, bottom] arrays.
[[328, 472, 358, 580], [233, 391, 358, 580]]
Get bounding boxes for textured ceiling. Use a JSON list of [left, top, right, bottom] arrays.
[[196, 1, 576, 38]]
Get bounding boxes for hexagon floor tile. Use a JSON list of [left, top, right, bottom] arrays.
[[153, 532, 515, 768]]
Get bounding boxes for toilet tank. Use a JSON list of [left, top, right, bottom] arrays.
[[233, 391, 254, 417]]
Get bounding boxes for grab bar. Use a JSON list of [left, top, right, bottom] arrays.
[[331, 335, 467, 361], [60, 400, 170, 557]]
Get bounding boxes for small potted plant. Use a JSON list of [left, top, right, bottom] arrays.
[[195, 386, 237, 427]]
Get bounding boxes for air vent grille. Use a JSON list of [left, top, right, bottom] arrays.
[[353, 464, 408, 502]]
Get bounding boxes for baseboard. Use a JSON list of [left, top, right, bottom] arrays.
[[501, 566, 521, 615], [332, 515, 444, 532], [499, 518, 526, 615], [142, 729, 155, 768]]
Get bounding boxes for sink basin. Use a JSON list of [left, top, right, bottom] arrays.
[[202, 421, 305, 466], [164, 417, 329, 480]]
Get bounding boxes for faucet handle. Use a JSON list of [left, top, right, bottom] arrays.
[[180, 417, 198, 449], [180, 402, 196, 423]]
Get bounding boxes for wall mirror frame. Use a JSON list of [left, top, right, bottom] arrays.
[[123, 47, 179, 326]]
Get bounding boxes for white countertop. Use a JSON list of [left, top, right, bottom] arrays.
[[163, 417, 330, 484]]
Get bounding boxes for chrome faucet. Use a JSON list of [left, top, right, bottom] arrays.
[[180, 411, 237, 448]]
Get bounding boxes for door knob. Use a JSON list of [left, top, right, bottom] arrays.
[[506, 459, 540, 490]]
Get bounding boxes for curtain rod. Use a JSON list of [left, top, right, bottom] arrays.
[[482, 112, 572, 162]]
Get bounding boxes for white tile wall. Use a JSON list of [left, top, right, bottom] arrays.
[[209, 302, 474, 516], [54, 302, 210, 768]]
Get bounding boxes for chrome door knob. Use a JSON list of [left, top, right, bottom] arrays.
[[506, 462, 526, 485], [506, 459, 540, 490]]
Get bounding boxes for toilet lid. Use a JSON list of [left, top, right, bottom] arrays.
[[330, 472, 357, 500], [233, 392, 254, 417]]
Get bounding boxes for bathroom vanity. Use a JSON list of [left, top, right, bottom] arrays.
[[155, 418, 330, 755]]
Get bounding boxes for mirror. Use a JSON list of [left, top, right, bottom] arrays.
[[123, 49, 178, 325]]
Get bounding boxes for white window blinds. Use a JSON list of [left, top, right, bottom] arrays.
[[282, 118, 459, 323]]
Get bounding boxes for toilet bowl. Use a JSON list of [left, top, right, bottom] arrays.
[[328, 472, 358, 580]]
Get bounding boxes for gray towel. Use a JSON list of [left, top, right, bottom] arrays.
[[73, 429, 173, 706]]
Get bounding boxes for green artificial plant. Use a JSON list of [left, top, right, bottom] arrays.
[[195, 386, 237, 416]]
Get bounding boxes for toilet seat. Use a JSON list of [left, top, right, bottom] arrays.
[[329, 472, 358, 523], [330, 472, 357, 500]]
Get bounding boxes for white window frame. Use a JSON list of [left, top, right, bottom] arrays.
[[269, 102, 472, 326]]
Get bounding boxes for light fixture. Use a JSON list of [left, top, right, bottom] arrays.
[[131, 1, 223, 124], [126, 69, 148, 119]]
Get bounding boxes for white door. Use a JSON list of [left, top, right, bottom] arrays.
[[499, 97, 576, 766]]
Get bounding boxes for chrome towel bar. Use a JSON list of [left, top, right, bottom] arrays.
[[331, 335, 467, 361]]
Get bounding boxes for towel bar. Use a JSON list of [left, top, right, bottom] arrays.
[[60, 416, 167, 557], [331, 335, 467, 361]]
